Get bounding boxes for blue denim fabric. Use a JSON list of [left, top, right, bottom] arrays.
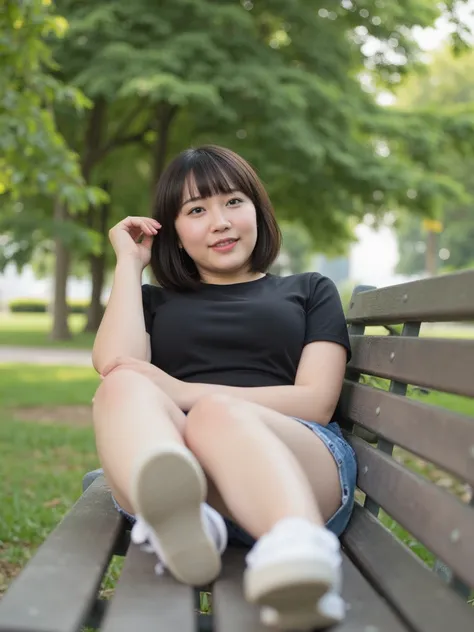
[[110, 418, 357, 546]]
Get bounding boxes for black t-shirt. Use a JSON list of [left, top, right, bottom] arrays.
[[142, 272, 351, 389]]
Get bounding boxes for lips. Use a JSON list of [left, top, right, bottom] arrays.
[[211, 238, 238, 247], [210, 238, 239, 253]]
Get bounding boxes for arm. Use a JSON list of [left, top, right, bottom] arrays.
[[92, 259, 150, 374], [181, 341, 347, 423]]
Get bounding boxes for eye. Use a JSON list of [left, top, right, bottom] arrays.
[[227, 197, 243, 206], [188, 206, 205, 215]]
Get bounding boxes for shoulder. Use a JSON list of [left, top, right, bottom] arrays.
[[270, 272, 336, 298], [142, 283, 167, 311]]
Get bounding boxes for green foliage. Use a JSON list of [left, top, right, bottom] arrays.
[[8, 298, 103, 314], [394, 46, 474, 275], [0, 0, 103, 209], [4, 0, 474, 277], [270, 222, 315, 275], [8, 299, 48, 314], [52, 0, 474, 242]]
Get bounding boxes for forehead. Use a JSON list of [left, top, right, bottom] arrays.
[[181, 169, 237, 205]]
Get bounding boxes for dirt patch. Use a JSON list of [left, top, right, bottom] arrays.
[[0, 560, 22, 596], [11, 405, 92, 426]]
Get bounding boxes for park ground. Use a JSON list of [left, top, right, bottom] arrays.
[[0, 313, 473, 606]]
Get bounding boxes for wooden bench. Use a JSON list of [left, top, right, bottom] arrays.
[[1, 270, 474, 632]]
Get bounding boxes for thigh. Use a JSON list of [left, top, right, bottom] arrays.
[[256, 406, 342, 521], [202, 397, 342, 523]]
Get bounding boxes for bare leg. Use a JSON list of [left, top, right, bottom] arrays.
[[185, 394, 345, 629], [185, 394, 341, 539], [92, 370, 228, 585], [92, 369, 186, 513]]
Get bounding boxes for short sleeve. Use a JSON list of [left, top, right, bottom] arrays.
[[141, 284, 154, 334], [304, 274, 351, 362]]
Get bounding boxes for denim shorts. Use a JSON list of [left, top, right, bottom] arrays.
[[110, 418, 357, 546]]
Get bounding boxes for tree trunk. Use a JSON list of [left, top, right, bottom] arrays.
[[50, 200, 72, 341], [151, 104, 178, 195], [84, 182, 110, 333]]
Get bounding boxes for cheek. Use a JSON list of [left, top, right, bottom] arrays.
[[239, 208, 258, 238], [175, 220, 205, 251]]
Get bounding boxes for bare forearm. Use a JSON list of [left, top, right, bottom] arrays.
[[92, 259, 148, 373], [183, 383, 334, 424]]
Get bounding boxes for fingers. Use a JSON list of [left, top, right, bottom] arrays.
[[122, 217, 161, 236]]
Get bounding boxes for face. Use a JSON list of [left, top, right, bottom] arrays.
[[175, 176, 259, 283]]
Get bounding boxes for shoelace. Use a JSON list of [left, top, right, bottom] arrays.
[[131, 504, 228, 576]]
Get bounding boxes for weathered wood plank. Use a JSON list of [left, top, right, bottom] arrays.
[[348, 435, 474, 587], [335, 554, 409, 632], [348, 335, 474, 397], [213, 546, 409, 632], [0, 477, 123, 632], [342, 504, 474, 632], [346, 269, 474, 325], [101, 542, 196, 632], [340, 381, 474, 486], [213, 547, 264, 632]]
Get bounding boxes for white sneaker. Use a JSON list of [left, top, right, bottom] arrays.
[[130, 443, 228, 586], [244, 518, 345, 630]]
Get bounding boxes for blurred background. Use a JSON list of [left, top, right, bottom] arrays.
[[2, 0, 474, 341], [1, 0, 474, 602]]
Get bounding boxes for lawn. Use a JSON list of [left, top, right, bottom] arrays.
[[0, 364, 100, 594], [0, 313, 94, 349], [0, 363, 472, 606]]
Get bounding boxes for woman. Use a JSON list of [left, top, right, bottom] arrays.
[[91, 145, 356, 630]]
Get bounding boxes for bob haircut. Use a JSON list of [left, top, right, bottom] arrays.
[[149, 145, 281, 291]]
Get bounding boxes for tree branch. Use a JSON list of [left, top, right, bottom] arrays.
[[98, 102, 148, 158]]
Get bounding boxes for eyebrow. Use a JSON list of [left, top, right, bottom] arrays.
[[181, 188, 240, 207]]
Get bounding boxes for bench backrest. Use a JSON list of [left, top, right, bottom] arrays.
[[340, 269, 474, 599]]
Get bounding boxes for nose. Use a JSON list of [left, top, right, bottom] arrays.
[[210, 207, 231, 232]]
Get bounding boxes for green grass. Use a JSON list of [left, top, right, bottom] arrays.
[[0, 364, 99, 408], [0, 313, 94, 349], [0, 364, 100, 593]]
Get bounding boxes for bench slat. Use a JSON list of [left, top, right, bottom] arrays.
[[342, 504, 474, 632], [346, 269, 474, 325], [340, 381, 474, 486], [213, 547, 264, 632], [0, 477, 123, 632], [213, 546, 409, 632], [336, 554, 409, 632], [348, 435, 474, 588], [348, 336, 474, 397], [100, 543, 195, 632]]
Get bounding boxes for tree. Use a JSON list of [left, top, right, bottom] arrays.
[[394, 46, 474, 275], [4, 1, 474, 335], [0, 0, 107, 338]]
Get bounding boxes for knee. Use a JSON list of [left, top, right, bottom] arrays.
[[185, 393, 243, 445], [93, 367, 166, 408]]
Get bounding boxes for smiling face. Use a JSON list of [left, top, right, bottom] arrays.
[[150, 145, 281, 290], [175, 176, 259, 284]]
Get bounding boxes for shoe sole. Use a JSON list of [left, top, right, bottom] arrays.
[[131, 445, 221, 586], [244, 559, 340, 630]]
